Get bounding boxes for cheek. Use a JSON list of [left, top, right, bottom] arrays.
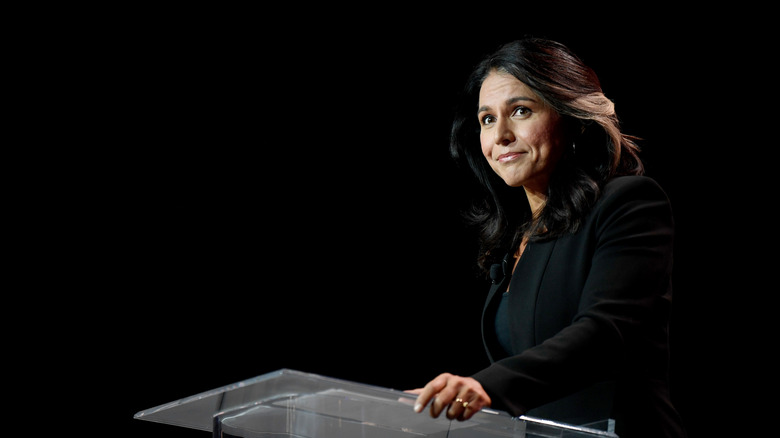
[[532, 134, 561, 160], [479, 133, 492, 160], [526, 120, 566, 160]]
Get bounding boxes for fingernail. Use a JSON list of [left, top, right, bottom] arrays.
[[414, 403, 423, 413]]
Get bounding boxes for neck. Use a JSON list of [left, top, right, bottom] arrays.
[[523, 186, 547, 217]]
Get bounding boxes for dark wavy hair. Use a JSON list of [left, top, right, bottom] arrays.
[[450, 38, 644, 273]]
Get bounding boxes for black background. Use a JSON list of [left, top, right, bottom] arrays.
[[66, 8, 768, 438]]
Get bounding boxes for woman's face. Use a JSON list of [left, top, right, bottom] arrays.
[[478, 70, 568, 193]]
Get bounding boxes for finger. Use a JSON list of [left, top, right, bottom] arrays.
[[429, 382, 460, 418], [458, 394, 492, 422], [397, 396, 416, 407], [446, 394, 469, 420], [413, 374, 449, 413], [445, 400, 462, 420], [456, 397, 478, 421]]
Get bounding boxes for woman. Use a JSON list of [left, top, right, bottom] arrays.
[[411, 38, 687, 437]]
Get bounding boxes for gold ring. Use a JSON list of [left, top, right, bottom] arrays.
[[454, 398, 463, 404], [462, 401, 470, 408]]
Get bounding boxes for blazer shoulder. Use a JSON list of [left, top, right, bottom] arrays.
[[591, 176, 674, 230], [599, 176, 671, 208], [603, 175, 667, 197]]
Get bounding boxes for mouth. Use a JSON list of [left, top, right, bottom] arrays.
[[497, 151, 526, 163]]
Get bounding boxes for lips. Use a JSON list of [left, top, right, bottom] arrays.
[[497, 151, 526, 163]]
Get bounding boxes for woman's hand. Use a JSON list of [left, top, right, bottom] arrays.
[[408, 373, 491, 421]]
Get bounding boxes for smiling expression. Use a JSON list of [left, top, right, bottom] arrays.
[[477, 70, 569, 194]]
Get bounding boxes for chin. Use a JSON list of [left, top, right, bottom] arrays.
[[499, 175, 526, 188]]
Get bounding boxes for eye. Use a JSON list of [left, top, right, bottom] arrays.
[[512, 106, 531, 118], [480, 114, 496, 126]]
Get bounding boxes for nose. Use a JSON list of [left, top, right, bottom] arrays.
[[494, 118, 515, 146]]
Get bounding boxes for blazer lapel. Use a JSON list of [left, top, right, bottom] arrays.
[[481, 240, 557, 361], [507, 239, 556, 352]]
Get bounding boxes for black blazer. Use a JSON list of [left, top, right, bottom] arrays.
[[471, 176, 686, 438]]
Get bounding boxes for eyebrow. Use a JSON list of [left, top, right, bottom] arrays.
[[477, 96, 537, 114]]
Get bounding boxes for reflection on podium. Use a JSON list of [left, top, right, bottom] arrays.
[[135, 369, 618, 437]]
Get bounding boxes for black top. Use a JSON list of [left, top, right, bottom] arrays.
[[494, 292, 513, 356], [472, 176, 687, 438]]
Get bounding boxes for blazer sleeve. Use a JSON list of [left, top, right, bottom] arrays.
[[471, 176, 675, 416]]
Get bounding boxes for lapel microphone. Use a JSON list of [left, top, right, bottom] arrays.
[[489, 253, 512, 284]]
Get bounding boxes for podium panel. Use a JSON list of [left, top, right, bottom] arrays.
[[135, 369, 618, 437]]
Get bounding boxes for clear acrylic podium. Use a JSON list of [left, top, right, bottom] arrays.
[[135, 369, 618, 437]]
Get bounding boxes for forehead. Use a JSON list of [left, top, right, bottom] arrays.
[[478, 71, 538, 106]]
